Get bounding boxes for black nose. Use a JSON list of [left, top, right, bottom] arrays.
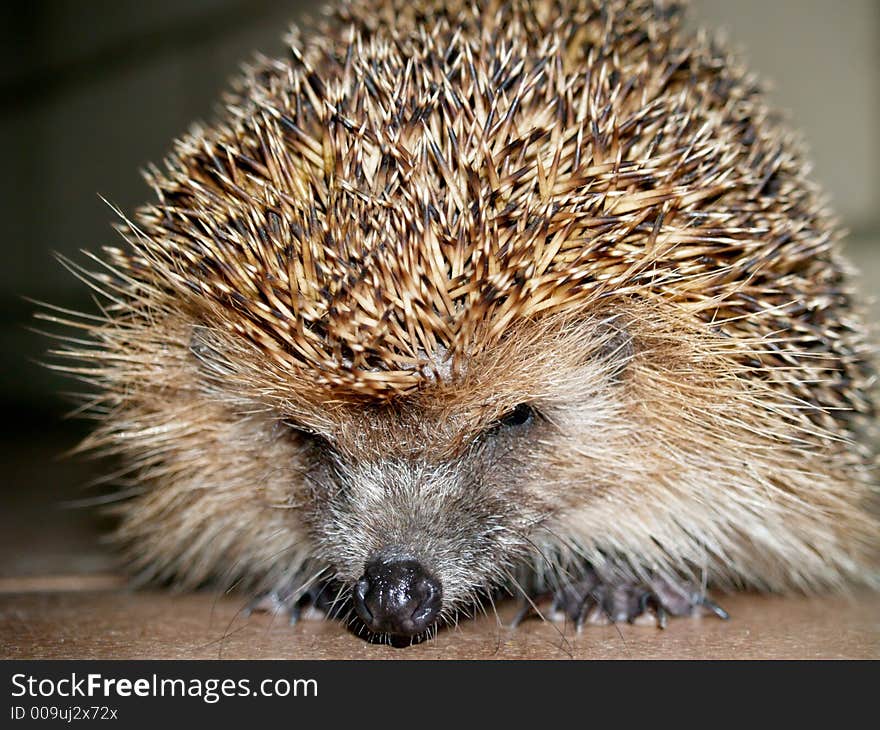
[[353, 559, 442, 636]]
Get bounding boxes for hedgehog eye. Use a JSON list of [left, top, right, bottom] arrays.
[[494, 403, 536, 430], [479, 403, 538, 441]]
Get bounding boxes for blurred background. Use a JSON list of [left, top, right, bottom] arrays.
[[1, 0, 878, 580]]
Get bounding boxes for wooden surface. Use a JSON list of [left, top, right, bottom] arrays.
[[1, 578, 877, 659]]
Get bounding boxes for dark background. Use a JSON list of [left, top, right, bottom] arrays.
[[1, 0, 878, 579]]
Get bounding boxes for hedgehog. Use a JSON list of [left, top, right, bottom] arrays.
[[42, 0, 879, 646]]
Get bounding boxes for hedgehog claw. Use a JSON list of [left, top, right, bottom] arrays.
[[699, 596, 731, 621], [550, 575, 601, 629], [655, 602, 668, 630], [509, 599, 537, 628], [247, 580, 346, 625], [244, 591, 287, 618], [546, 570, 728, 630]]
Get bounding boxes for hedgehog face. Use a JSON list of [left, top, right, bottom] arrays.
[[257, 313, 634, 638], [177, 308, 635, 639]]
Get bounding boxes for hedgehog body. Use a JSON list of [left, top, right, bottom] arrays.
[[51, 0, 878, 640]]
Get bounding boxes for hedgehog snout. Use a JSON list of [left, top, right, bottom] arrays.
[[353, 558, 443, 637]]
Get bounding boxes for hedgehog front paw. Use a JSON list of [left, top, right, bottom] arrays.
[[549, 571, 729, 630], [246, 580, 346, 626], [511, 569, 729, 631]]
